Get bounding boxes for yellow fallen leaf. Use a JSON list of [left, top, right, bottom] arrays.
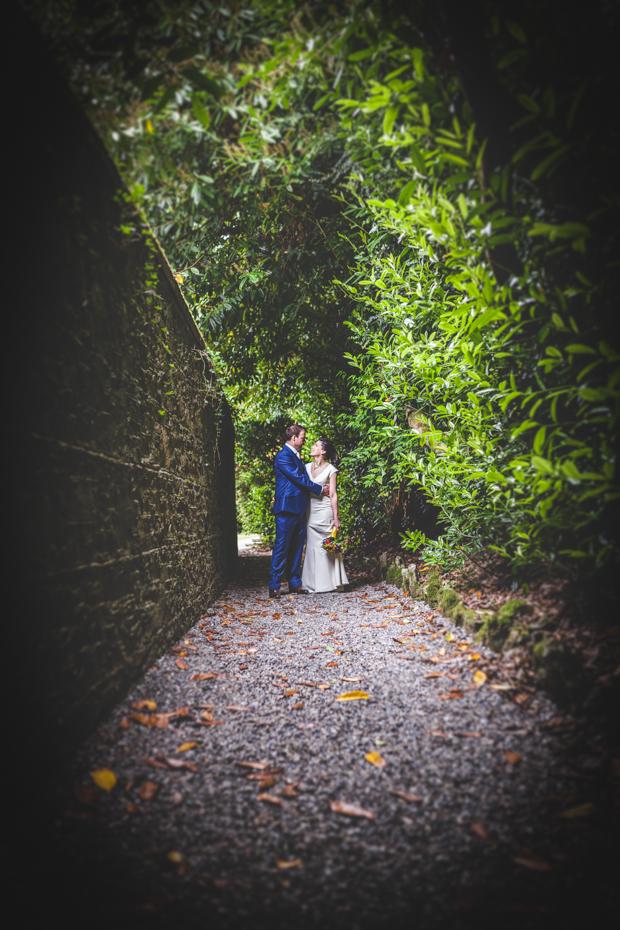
[[336, 690, 369, 701], [90, 768, 117, 792], [276, 858, 302, 869], [469, 653, 481, 661], [146, 118, 154, 133], [559, 802, 594, 819], [473, 670, 487, 685], [365, 751, 385, 769], [167, 851, 183, 863], [445, 632, 454, 642], [176, 742, 198, 752]]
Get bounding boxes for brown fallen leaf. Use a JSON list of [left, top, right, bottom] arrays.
[[291, 702, 304, 710], [175, 659, 189, 670], [143, 757, 168, 770], [149, 714, 170, 729], [428, 729, 449, 738], [559, 802, 594, 819], [245, 769, 283, 780], [190, 673, 217, 681], [321, 631, 334, 636], [281, 783, 302, 797], [390, 790, 422, 803], [459, 731, 482, 738], [505, 751, 522, 766], [73, 786, 99, 805], [272, 613, 281, 619], [165, 758, 198, 772], [276, 858, 301, 869], [511, 855, 551, 872], [471, 822, 490, 839], [317, 684, 331, 690], [125, 803, 139, 814], [201, 711, 214, 722], [297, 681, 317, 687], [90, 769, 117, 792], [425, 673, 445, 679], [138, 781, 159, 801], [340, 677, 365, 682], [258, 776, 277, 790], [325, 662, 339, 667], [132, 700, 157, 711], [258, 793, 284, 806], [127, 713, 151, 726], [225, 705, 252, 711], [365, 751, 386, 769], [237, 761, 270, 770], [330, 800, 374, 819], [283, 690, 299, 697]]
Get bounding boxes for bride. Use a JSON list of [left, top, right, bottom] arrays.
[[301, 437, 349, 593]]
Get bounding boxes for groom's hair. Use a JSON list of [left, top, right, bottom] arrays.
[[285, 424, 306, 440]]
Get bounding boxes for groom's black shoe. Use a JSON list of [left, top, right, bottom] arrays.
[[268, 588, 280, 599], [289, 585, 309, 595]]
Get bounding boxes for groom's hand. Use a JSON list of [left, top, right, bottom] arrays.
[[321, 484, 331, 497]]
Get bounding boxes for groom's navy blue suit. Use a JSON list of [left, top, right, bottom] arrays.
[[268, 443, 323, 591]]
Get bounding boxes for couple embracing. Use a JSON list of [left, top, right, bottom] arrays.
[[268, 424, 348, 598]]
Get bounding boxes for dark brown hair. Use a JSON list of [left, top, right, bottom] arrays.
[[285, 424, 306, 441], [318, 436, 340, 467]]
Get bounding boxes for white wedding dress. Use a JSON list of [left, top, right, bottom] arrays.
[[301, 462, 349, 593]]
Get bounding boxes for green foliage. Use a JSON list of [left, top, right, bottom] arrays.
[[30, 0, 620, 572]]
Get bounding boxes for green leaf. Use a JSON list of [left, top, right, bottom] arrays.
[[191, 95, 211, 127], [348, 48, 373, 61], [383, 106, 399, 135], [313, 94, 329, 111], [531, 144, 571, 181], [533, 426, 546, 454], [410, 143, 426, 173], [167, 44, 200, 62], [532, 455, 554, 475], [565, 344, 595, 355], [153, 84, 176, 115], [398, 180, 417, 208], [181, 67, 224, 98]]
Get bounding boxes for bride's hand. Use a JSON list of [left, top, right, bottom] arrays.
[[333, 518, 341, 529], [322, 483, 331, 497]]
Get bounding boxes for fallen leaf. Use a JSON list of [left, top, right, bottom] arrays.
[[90, 769, 116, 792], [428, 729, 449, 738], [317, 683, 331, 690], [176, 742, 198, 752], [127, 713, 151, 726], [469, 653, 481, 661], [73, 786, 99, 805], [326, 662, 339, 667], [201, 711, 214, 722], [511, 855, 551, 872], [340, 677, 365, 682], [225, 705, 252, 711], [438, 647, 446, 656], [365, 750, 386, 769], [336, 690, 369, 701], [245, 769, 283, 780], [167, 851, 183, 864], [258, 776, 277, 790], [471, 822, 490, 839], [559, 802, 594, 819], [425, 673, 445, 679], [118, 717, 131, 729], [132, 700, 157, 711], [489, 683, 513, 691], [138, 781, 159, 801], [390, 790, 422, 802], [237, 761, 270, 770], [291, 702, 304, 710], [190, 673, 217, 681], [143, 756, 168, 770], [505, 751, 522, 765], [125, 803, 139, 814], [174, 659, 189, 670], [459, 731, 482, 738], [149, 714, 170, 729], [272, 613, 281, 619], [473, 670, 487, 685], [321, 631, 334, 636], [276, 858, 301, 869], [330, 800, 374, 819], [165, 758, 198, 772], [281, 783, 302, 797], [283, 690, 299, 697], [446, 633, 455, 642], [258, 794, 283, 806]]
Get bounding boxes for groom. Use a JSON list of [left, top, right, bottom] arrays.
[[268, 424, 330, 598]]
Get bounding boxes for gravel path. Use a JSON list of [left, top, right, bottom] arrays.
[[51, 556, 617, 929]]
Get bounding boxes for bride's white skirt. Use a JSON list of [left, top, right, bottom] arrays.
[[301, 502, 348, 593]]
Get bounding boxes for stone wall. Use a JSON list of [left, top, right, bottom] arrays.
[[8, 11, 236, 758]]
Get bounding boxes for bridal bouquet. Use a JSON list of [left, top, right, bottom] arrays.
[[321, 526, 345, 553]]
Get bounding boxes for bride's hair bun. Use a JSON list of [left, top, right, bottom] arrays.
[[319, 437, 340, 467]]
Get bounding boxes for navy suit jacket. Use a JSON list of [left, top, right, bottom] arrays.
[[272, 444, 323, 515]]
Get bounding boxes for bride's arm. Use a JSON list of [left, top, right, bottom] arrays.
[[329, 472, 341, 529]]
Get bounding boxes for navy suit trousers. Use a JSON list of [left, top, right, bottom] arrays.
[[268, 511, 306, 590]]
